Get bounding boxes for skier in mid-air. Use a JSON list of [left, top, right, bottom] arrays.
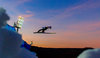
[[37, 26, 52, 33]]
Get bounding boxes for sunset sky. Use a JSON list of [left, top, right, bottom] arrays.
[[0, 0, 100, 48]]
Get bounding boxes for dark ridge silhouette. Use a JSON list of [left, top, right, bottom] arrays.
[[30, 46, 93, 58]]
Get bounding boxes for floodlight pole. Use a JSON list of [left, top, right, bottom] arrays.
[[17, 27, 20, 32], [13, 22, 20, 32]]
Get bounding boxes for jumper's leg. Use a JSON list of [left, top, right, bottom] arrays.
[[37, 29, 42, 32]]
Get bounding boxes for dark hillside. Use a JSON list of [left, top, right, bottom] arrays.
[[30, 46, 93, 58]]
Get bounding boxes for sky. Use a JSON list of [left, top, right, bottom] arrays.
[[0, 0, 100, 48]]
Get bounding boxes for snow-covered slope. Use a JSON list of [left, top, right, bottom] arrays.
[[77, 49, 100, 58], [0, 7, 38, 58], [0, 28, 38, 58]]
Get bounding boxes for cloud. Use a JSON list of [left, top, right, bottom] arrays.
[[48, 0, 100, 20], [77, 48, 100, 58], [0, 0, 32, 15], [21, 14, 34, 18], [8, 0, 32, 7], [26, 11, 32, 14], [66, 0, 100, 11], [20, 10, 34, 18], [67, 21, 100, 32]]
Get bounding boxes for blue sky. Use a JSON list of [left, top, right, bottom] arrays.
[[0, 0, 100, 48]]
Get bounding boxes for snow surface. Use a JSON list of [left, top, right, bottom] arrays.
[[77, 49, 100, 58], [0, 7, 38, 58], [0, 28, 38, 58]]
